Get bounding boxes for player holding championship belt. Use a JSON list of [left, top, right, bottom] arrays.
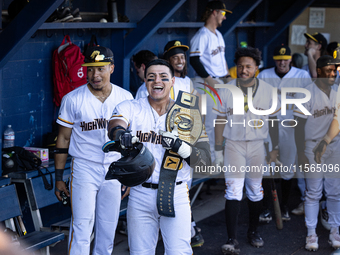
[[106, 59, 211, 255]]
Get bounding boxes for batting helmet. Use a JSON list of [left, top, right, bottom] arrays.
[[105, 143, 155, 187]]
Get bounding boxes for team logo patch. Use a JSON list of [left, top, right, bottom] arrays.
[[164, 156, 181, 170], [90, 50, 105, 62], [279, 48, 286, 55], [174, 41, 181, 46]]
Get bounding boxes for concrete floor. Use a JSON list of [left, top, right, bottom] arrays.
[[50, 179, 338, 255]]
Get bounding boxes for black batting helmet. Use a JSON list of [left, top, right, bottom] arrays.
[[105, 143, 155, 187]]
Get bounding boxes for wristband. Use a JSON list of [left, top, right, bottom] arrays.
[[273, 145, 279, 151], [55, 168, 64, 181], [323, 134, 331, 144], [53, 148, 68, 154], [215, 144, 223, 151]]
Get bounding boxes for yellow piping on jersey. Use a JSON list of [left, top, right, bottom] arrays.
[[58, 117, 74, 125], [293, 110, 305, 115], [271, 107, 281, 115], [190, 51, 200, 54], [110, 114, 123, 118], [170, 87, 175, 100]]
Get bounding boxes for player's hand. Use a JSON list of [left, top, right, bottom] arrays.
[[313, 140, 327, 164], [306, 48, 316, 58], [204, 76, 218, 89], [120, 131, 139, 149], [267, 149, 279, 164], [159, 126, 191, 158], [55, 181, 69, 201], [215, 150, 223, 167], [121, 186, 130, 200], [297, 153, 309, 172]]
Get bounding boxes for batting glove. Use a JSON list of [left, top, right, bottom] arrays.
[[215, 150, 223, 168], [159, 126, 191, 159], [120, 131, 139, 149]]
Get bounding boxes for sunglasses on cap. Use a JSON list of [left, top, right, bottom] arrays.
[[219, 10, 226, 16]]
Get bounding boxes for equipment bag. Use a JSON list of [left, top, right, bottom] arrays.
[[2, 147, 53, 190], [52, 35, 87, 107]]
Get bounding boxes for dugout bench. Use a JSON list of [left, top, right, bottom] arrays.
[[0, 183, 64, 255]]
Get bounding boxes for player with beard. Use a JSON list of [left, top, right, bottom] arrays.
[[302, 32, 327, 78], [257, 45, 311, 222], [190, 0, 232, 167], [214, 47, 280, 254], [294, 55, 340, 251]]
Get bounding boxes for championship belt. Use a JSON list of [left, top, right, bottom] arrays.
[[157, 91, 202, 217]]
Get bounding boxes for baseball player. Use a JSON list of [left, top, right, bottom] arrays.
[[136, 40, 195, 100], [54, 46, 133, 255], [302, 32, 328, 78], [107, 59, 211, 255], [257, 45, 311, 222], [294, 55, 340, 251], [214, 47, 280, 254], [133, 50, 158, 99], [190, 0, 232, 165]]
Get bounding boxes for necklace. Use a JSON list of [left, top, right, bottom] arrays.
[[317, 85, 330, 96], [149, 99, 171, 129], [236, 78, 258, 97]]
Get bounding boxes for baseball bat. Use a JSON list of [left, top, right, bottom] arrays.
[[14, 216, 27, 236], [264, 142, 283, 230]]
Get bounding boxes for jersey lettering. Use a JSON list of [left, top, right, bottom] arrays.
[[136, 130, 162, 145], [312, 107, 336, 118], [211, 46, 225, 56], [80, 118, 108, 131]]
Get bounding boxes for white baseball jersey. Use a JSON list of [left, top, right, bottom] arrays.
[[213, 79, 280, 141], [135, 76, 193, 100], [57, 83, 133, 164], [257, 66, 311, 120], [57, 83, 133, 255], [190, 26, 228, 77], [135, 82, 148, 99], [294, 82, 338, 141], [302, 64, 312, 78], [110, 97, 191, 183]]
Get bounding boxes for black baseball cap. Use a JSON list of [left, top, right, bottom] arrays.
[[82, 46, 114, 66], [332, 47, 340, 65], [206, 0, 232, 14], [304, 32, 327, 50], [273, 45, 292, 60], [163, 40, 189, 59], [316, 55, 338, 68]]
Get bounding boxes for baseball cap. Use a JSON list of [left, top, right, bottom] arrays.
[[163, 40, 189, 59], [316, 55, 338, 68], [304, 32, 327, 50], [82, 46, 114, 66], [332, 47, 340, 65], [273, 45, 292, 60], [206, 0, 232, 14]]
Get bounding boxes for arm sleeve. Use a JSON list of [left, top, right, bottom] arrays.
[[294, 117, 307, 153], [190, 56, 209, 78]]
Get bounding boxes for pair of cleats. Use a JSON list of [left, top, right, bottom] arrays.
[[221, 231, 264, 254], [47, 7, 82, 23], [259, 207, 290, 223], [191, 226, 204, 248], [305, 232, 340, 251]]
